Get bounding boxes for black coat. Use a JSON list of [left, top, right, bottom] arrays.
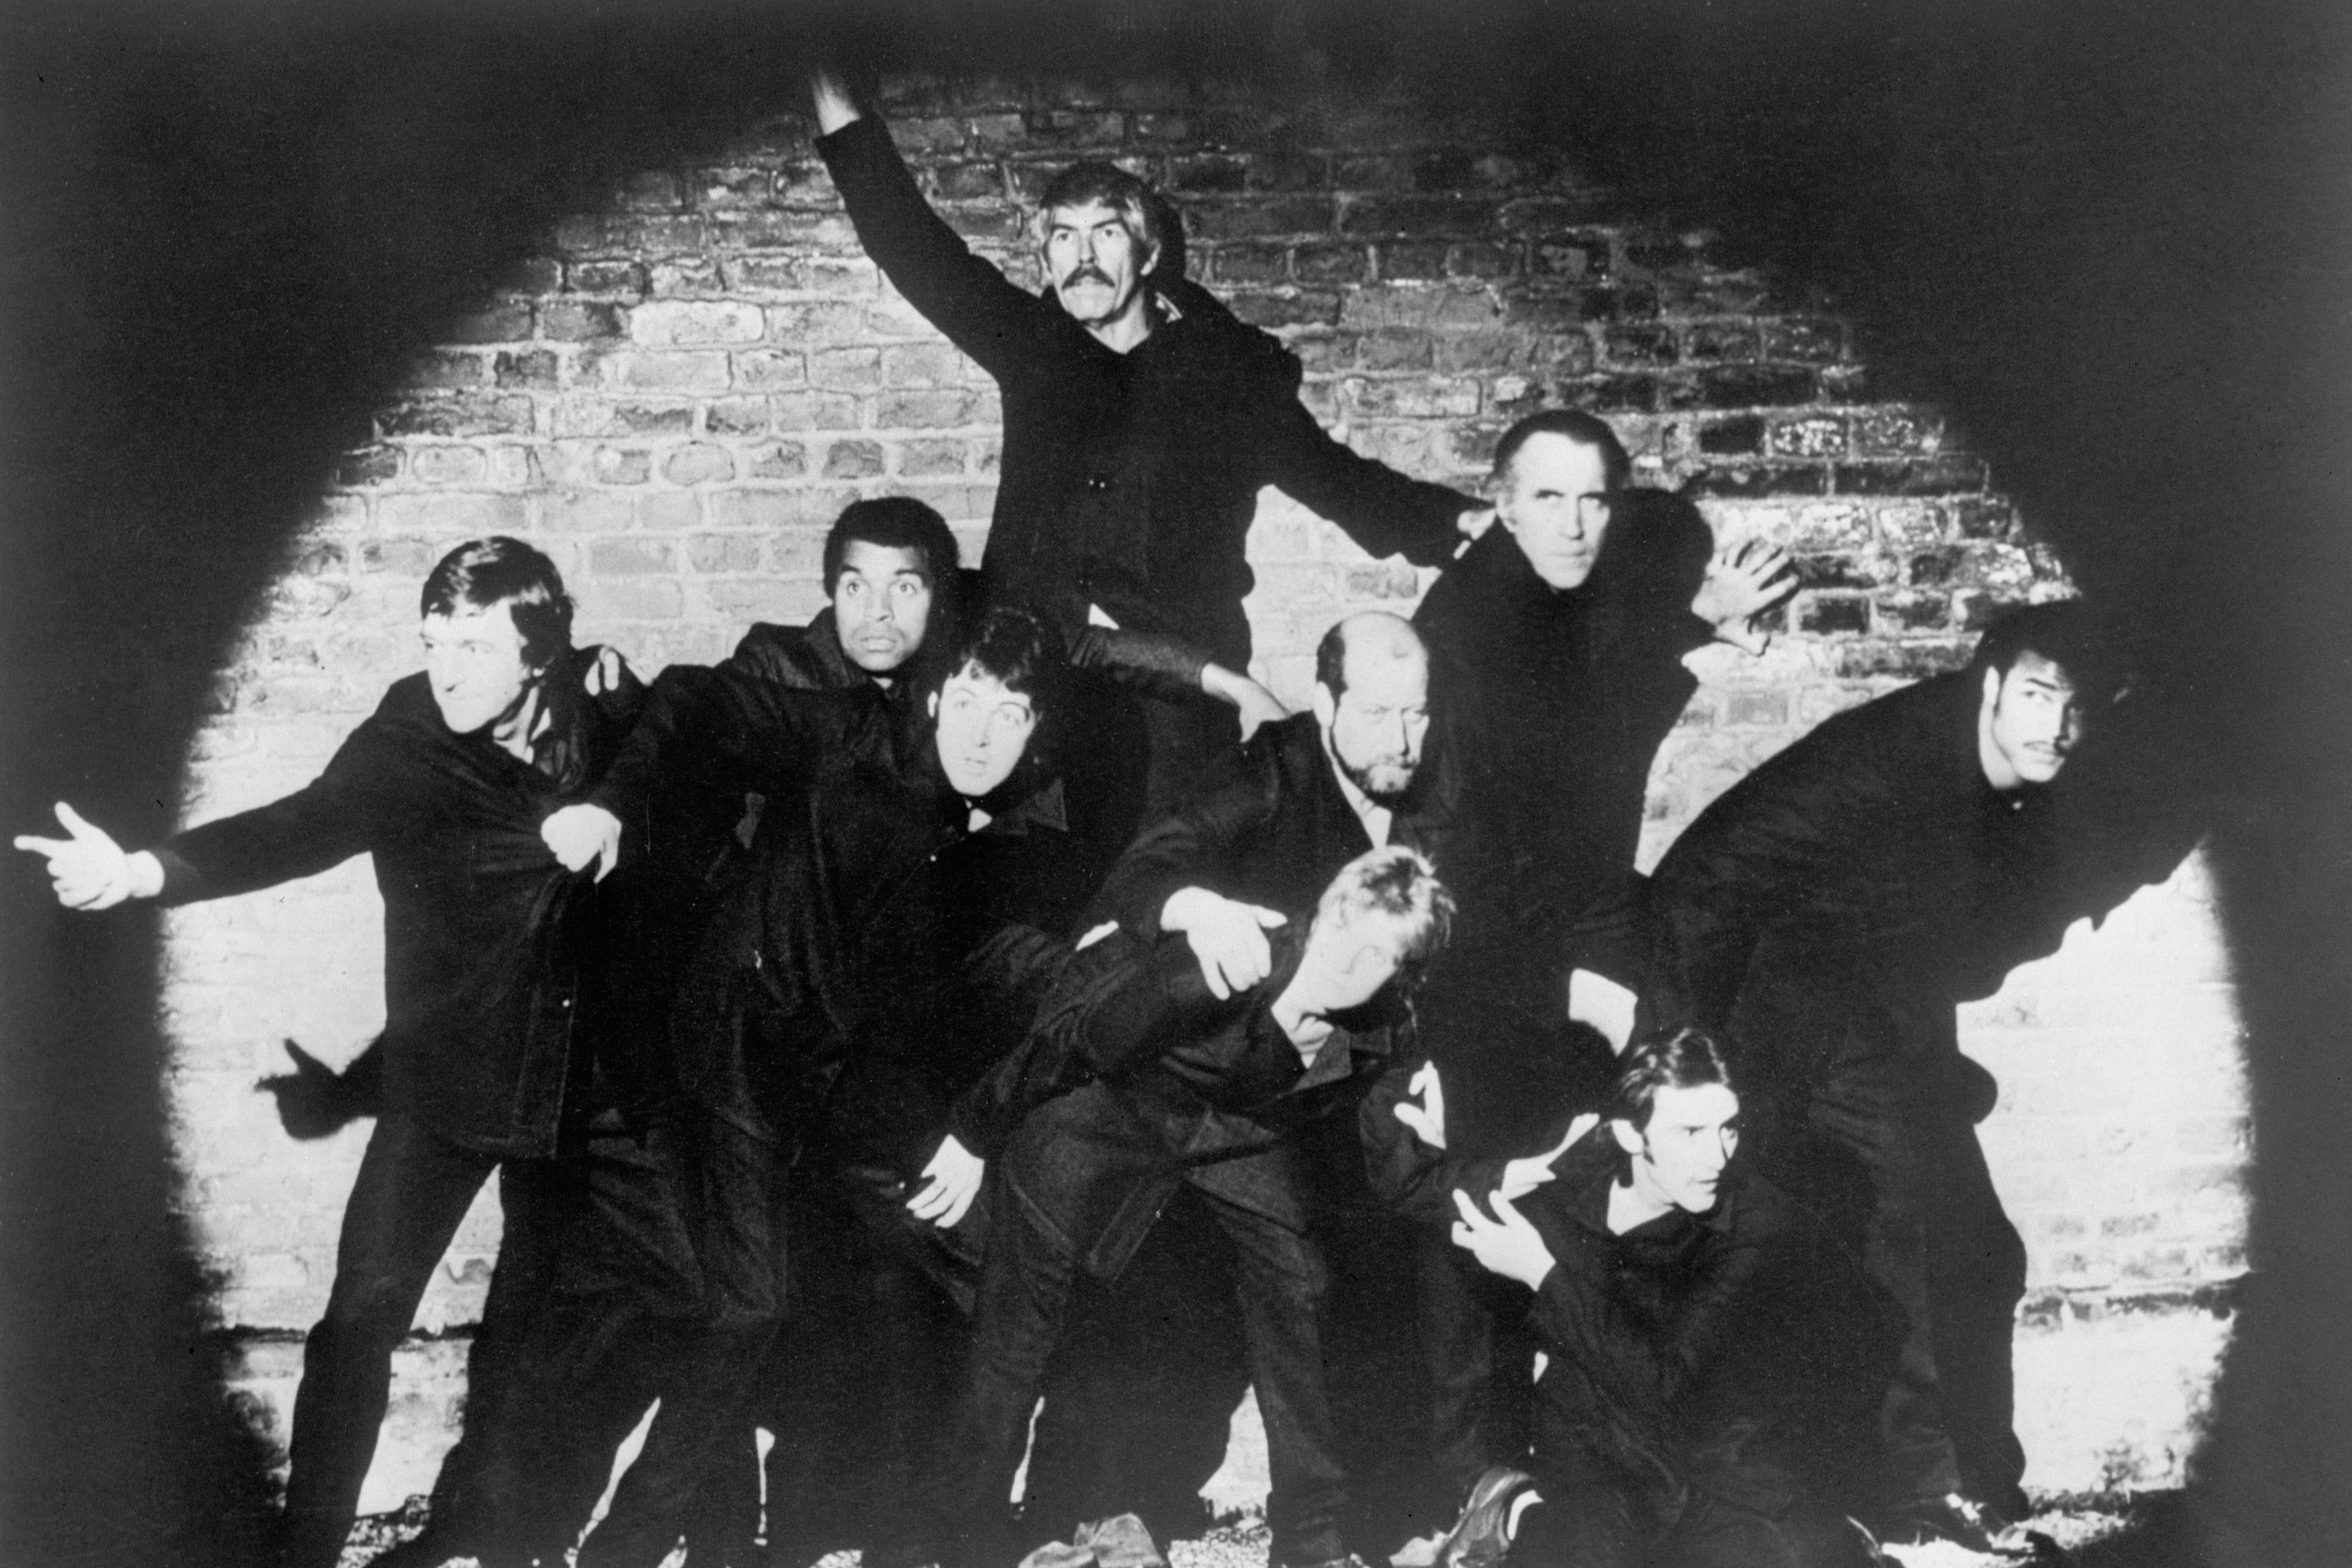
[[1090, 710, 1462, 938], [1517, 1137, 1898, 1519], [1646, 673, 2076, 1107], [1411, 492, 1714, 978], [818, 114, 1478, 669], [976, 927, 1486, 1278], [152, 651, 642, 1156]]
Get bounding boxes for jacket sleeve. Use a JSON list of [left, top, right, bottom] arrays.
[[152, 722, 396, 904], [818, 115, 1046, 379], [588, 664, 871, 841], [1645, 734, 1881, 1030], [1089, 739, 1281, 938], [1070, 626, 1213, 703], [1237, 329, 1480, 570], [1355, 1052, 1511, 1226]]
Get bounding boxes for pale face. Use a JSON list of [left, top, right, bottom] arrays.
[[1042, 198, 1157, 331], [1613, 1082, 1742, 1216], [831, 539, 936, 678], [929, 664, 1039, 800], [1495, 431, 1615, 591], [1313, 646, 1432, 804], [421, 602, 538, 735], [1980, 651, 2085, 788], [1297, 905, 1414, 1013]]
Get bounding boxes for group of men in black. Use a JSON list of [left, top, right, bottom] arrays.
[[21, 65, 2181, 1568]]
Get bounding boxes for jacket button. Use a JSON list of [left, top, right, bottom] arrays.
[[1086, 474, 1110, 492]]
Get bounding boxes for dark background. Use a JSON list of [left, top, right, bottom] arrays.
[[3, 1, 2346, 1562]]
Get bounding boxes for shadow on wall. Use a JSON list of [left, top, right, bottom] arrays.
[[1, 3, 2346, 1564]]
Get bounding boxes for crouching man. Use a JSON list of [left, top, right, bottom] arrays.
[[1438, 1028, 1897, 1568], [937, 845, 1477, 1568]]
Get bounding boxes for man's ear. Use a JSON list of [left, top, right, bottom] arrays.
[[927, 691, 940, 719], [1310, 682, 1339, 730], [1980, 664, 2002, 710], [1610, 1118, 1645, 1157]]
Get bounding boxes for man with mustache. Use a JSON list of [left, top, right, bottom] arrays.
[[1644, 599, 2116, 1551], [806, 68, 1490, 824]]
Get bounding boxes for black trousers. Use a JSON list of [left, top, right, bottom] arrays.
[[942, 1095, 1348, 1568], [276, 1110, 697, 1568], [1413, 1222, 1542, 1511], [1761, 1072, 2029, 1516]]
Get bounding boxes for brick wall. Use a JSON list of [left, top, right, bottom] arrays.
[[162, 72, 2243, 1508]]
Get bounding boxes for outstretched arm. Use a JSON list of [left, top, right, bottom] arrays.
[[812, 76, 1043, 377]]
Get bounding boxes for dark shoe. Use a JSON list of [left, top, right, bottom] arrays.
[[1440, 1467, 1538, 1568]]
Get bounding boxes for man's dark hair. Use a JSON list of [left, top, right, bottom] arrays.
[[1607, 1026, 1742, 1132], [939, 603, 1065, 713], [1967, 599, 2119, 701], [1033, 160, 1165, 257], [822, 497, 960, 595], [420, 537, 573, 668], [1490, 408, 1632, 494]]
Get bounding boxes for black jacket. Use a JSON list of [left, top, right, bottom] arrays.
[[818, 114, 1479, 668], [152, 652, 642, 1156], [1646, 673, 2078, 1105], [1517, 1138, 1897, 1519], [977, 927, 1498, 1277], [1412, 493, 1714, 978], [1090, 710, 1462, 938]]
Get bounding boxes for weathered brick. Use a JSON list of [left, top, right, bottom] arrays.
[[704, 397, 770, 438], [1678, 464, 1831, 500], [1185, 197, 1337, 241], [1832, 639, 1970, 680], [770, 391, 862, 431], [810, 347, 883, 392], [663, 444, 736, 485], [445, 302, 533, 344], [1701, 365, 1817, 408], [1791, 552, 1885, 590], [337, 446, 401, 487], [1796, 593, 1871, 636], [1378, 241, 1451, 281], [896, 439, 970, 478], [406, 349, 486, 390], [589, 537, 675, 576], [539, 489, 634, 531], [1580, 285, 1661, 322], [1357, 334, 1433, 373], [1699, 415, 1765, 455], [1448, 242, 1517, 280], [688, 533, 765, 574], [493, 351, 559, 390], [1855, 405, 1943, 456], [692, 167, 771, 208], [1951, 496, 2018, 539], [1762, 317, 1847, 363], [628, 301, 764, 347], [647, 256, 727, 297], [723, 255, 808, 295], [1346, 376, 1481, 420], [876, 388, 984, 428], [823, 440, 887, 479], [733, 351, 807, 390], [380, 395, 533, 439], [616, 352, 731, 393], [1766, 414, 1849, 459], [1722, 689, 1790, 727], [1339, 194, 1498, 238], [746, 443, 808, 480], [1347, 286, 1499, 332], [1170, 155, 1251, 193], [577, 579, 684, 620], [1294, 244, 1371, 286], [1227, 291, 1343, 330], [1833, 455, 1990, 495], [1682, 322, 1759, 362], [618, 170, 683, 212], [377, 492, 528, 535], [1878, 590, 1954, 631], [538, 300, 625, 343], [1211, 244, 1291, 286], [636, 491, 701, 531], [711, 210, 858, 251], [1558, 373, 1662, 415], [565, 259, 644, 295], [1601, 324, 1677, 369], [407, 446, 486, 486], [881, 343, 967, 388]]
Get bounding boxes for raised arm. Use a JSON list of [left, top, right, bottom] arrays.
[[812, 80, 1045, 377]]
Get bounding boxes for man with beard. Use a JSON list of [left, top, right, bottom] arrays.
[[16, 539, 682, 1568], [805, 66, 1484, 824], [1645, 600, 2121, 1549]]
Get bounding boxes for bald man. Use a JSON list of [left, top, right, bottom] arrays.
[[1095, 611, 1458, 984]]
